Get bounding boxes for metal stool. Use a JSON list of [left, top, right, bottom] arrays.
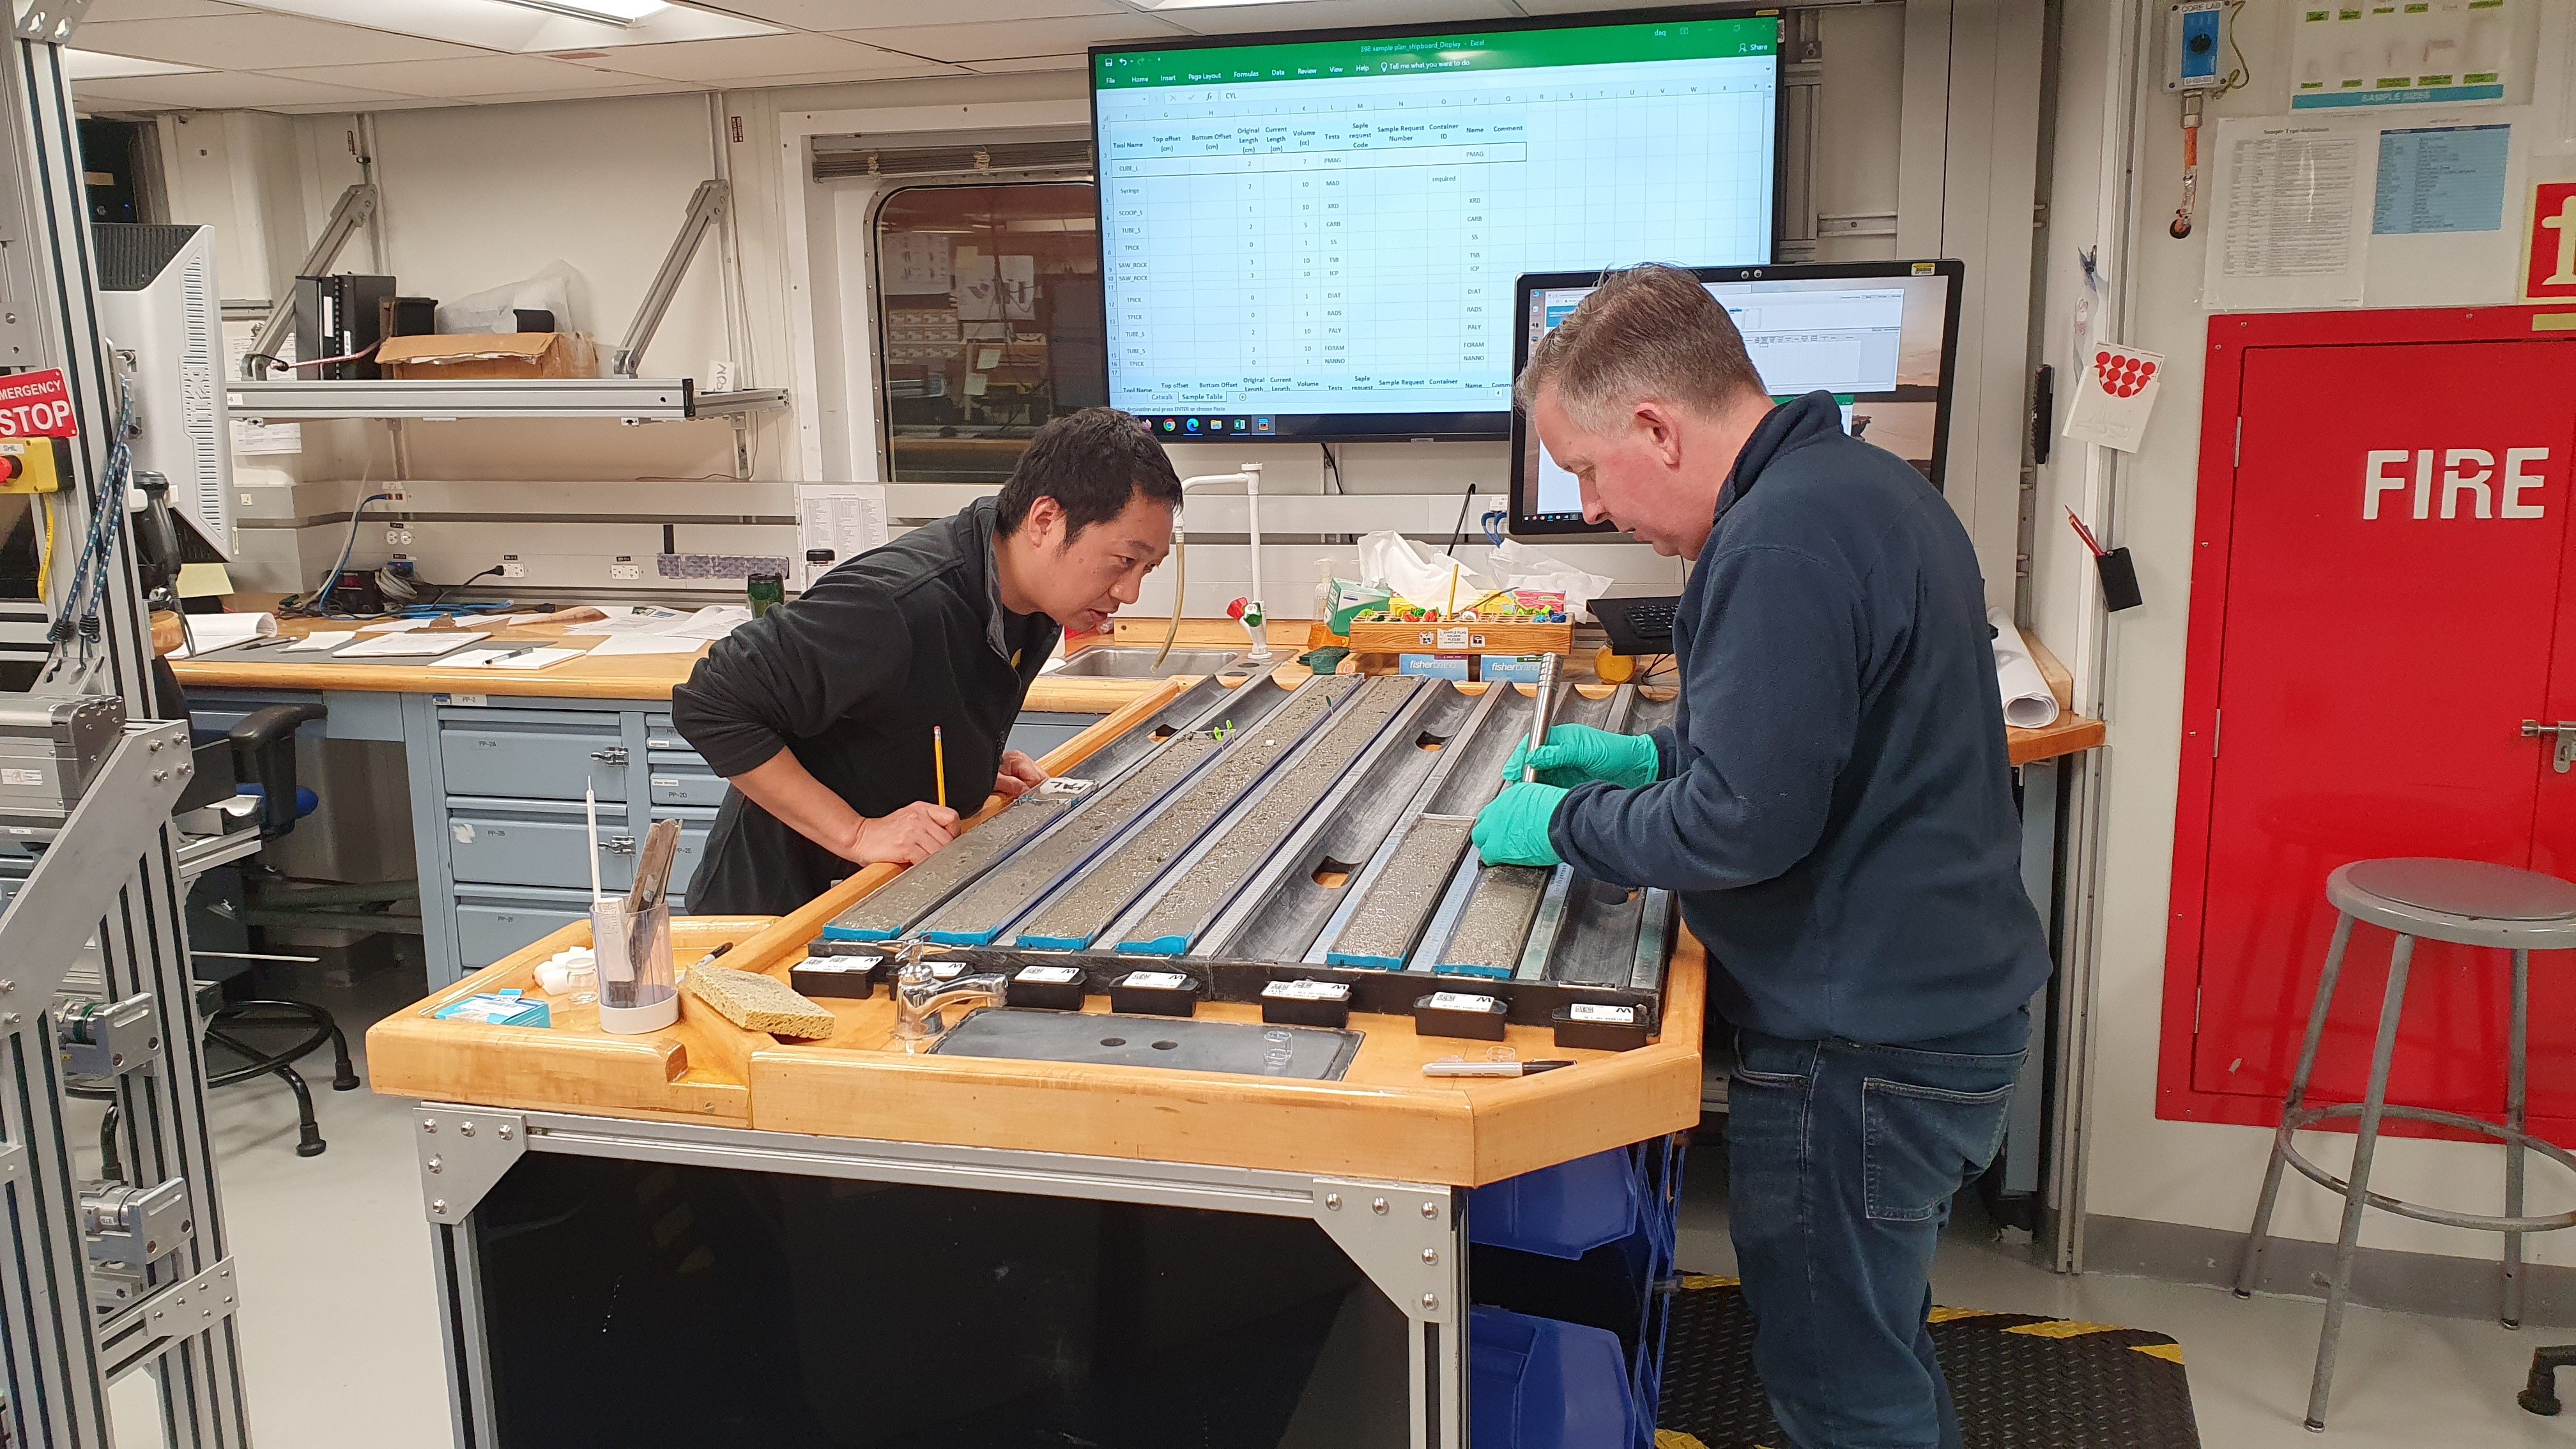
[[2234, 857, 2576, 1431]]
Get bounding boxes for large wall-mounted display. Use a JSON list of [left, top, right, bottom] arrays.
[[1092, 10, 1780, 442]]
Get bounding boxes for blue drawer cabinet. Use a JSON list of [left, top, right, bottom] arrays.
[[440, 712, 630, 801], [397, 693, 1096, 985], [447, 800, 641, 893], [647, 760, 728, 808], [455, 887, 598, 970]]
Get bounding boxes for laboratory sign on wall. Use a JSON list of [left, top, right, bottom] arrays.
[[0, 369, 75, 438], [2522, 180, 2576, 303]]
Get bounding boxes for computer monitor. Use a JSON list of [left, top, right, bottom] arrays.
[[1091, 9, 1781, 443], [1508, 259, 1966, 535]]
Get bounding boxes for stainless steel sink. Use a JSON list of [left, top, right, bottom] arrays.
[[1048, 647, 1243, 678], [929, 1008, 1360, 1080]]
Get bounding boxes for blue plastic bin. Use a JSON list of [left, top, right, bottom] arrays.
[[1468, 1135, 1687, 1448], [1469, 1146, 1644, 1260], [1470, 1305, 1639, 1449]]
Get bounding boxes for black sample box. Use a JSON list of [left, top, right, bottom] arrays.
[[1009, 963, 1087, 1011], [1109, 969, 1199, 1017], [1413, 990, 1508, 1041], [1261, 977, 1352, 1029], [790, 954, 877, 1000], [1551, 1002, 1648, 1052]]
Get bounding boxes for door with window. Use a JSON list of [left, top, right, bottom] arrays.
[[875, 182, 1104, 484], [2165, 309, 2576, 1138]]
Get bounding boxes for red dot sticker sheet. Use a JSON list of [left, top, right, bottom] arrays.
[[2063, 342, 2165, 454]]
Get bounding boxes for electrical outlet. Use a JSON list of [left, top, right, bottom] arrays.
[[385, 526, 412, 546], [500, 558, 527, 580], [707, 358, 736, 392], [610, 562, 643, 581]]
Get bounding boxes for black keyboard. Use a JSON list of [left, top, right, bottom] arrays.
[[1598, 595, 1681, 656]]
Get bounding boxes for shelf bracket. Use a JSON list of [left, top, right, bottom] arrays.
[[241, 182, 379, 379], [613, 178, 728, 379]]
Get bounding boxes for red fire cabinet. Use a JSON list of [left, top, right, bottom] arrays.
[[2165, 306, 2576, 1140]]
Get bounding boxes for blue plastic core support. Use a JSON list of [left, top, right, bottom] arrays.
[[922, 926, 1002, 947], [1433, 960, 1515, 980], [818, 924, 896, 942], [1009, 932, 1093, 951], [1324, 950, 1406, 970], [1117, 935, 1190, 955]]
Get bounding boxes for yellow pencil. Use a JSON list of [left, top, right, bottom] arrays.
[[933, 725, 947, 809], [1446, 564, 1460, 620]]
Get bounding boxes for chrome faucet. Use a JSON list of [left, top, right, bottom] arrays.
[[891, 946, 1006, 1052]]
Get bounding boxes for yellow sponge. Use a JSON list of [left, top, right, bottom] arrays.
[[685, 964, 838, 1039]]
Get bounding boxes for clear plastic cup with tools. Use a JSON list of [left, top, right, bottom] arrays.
[[593, 816, 682, 1034]]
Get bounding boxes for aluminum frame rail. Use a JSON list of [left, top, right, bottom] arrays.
[[0, 12, 259, 1445]]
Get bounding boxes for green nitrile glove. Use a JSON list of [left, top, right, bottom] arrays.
[[1473, 781, 1568, 867], [1499, 723, 1660, 790]]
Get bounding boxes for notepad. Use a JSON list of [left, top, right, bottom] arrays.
[[334, 631, 490, 659], [433, 647, 585, 670]]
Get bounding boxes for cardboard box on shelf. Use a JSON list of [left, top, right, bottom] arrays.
[[378, 332, 598, 381]]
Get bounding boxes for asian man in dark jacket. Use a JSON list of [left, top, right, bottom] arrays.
[[1475, 265, 2050, 1449], [673, 408, 1180, 917]]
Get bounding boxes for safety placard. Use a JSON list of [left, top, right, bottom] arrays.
[[0, 370, 75, 438], [2522, 180, 2576, 302]]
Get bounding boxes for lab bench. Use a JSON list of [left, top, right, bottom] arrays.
[[172, 627, 1172, 987]]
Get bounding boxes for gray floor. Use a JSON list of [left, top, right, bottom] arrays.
[[89, 962, 2576, 1448]]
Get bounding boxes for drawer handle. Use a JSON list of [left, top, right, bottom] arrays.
[[590, 746, 630, 765], [602, 835, 637, 855]]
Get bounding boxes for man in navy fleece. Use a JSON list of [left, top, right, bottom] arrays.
[[1473, 264, 2050, 1449]]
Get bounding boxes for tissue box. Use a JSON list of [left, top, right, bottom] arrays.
[[1399, 654, 1473, 680], [1479, 654, 1552, 684], [434, 990, 550, 1029]]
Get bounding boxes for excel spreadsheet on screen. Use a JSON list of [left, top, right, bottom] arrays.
[[1093, 17, 1781, 440]]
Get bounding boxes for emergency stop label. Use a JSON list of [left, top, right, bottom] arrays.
[[0, 370, 75, 438]]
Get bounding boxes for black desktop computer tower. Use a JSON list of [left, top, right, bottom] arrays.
[[293, 272, 395, 379]]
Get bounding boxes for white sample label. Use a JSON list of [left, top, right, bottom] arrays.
[[1017, 965, 1082, 985], [798, 956, 871, 974], [1568, 1003, 1636, 1024], [1264, 979, 1350, 1001], [1123, 971, 1190, 991], [1426, 992, 1498, 1013]]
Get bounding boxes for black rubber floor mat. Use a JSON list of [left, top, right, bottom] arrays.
[[1656, 1276, 2202, 1449]]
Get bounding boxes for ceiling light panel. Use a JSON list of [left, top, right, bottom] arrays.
[[497, 0, 666, 22], [227, 0, 779, 52]]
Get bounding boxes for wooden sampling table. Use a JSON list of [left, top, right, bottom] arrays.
[[367, 680, 1702, 1448]]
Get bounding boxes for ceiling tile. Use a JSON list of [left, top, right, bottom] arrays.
[[591, 32, 942, 80], [453, 80, 703, 106], [75, 15, 480, 70], [1153, 0, 1517, 35], [832, 13, 1184, 63], [246, 0, 779, 52], [959, 53, 1089, 73], [256, 54, 633, 99], [693, 0, 1119, 24], [57, 69, 418, 109], [82, 0, 247, 20]]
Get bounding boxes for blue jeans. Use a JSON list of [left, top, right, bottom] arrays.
[[1726, 1012, 2029, 1449]]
